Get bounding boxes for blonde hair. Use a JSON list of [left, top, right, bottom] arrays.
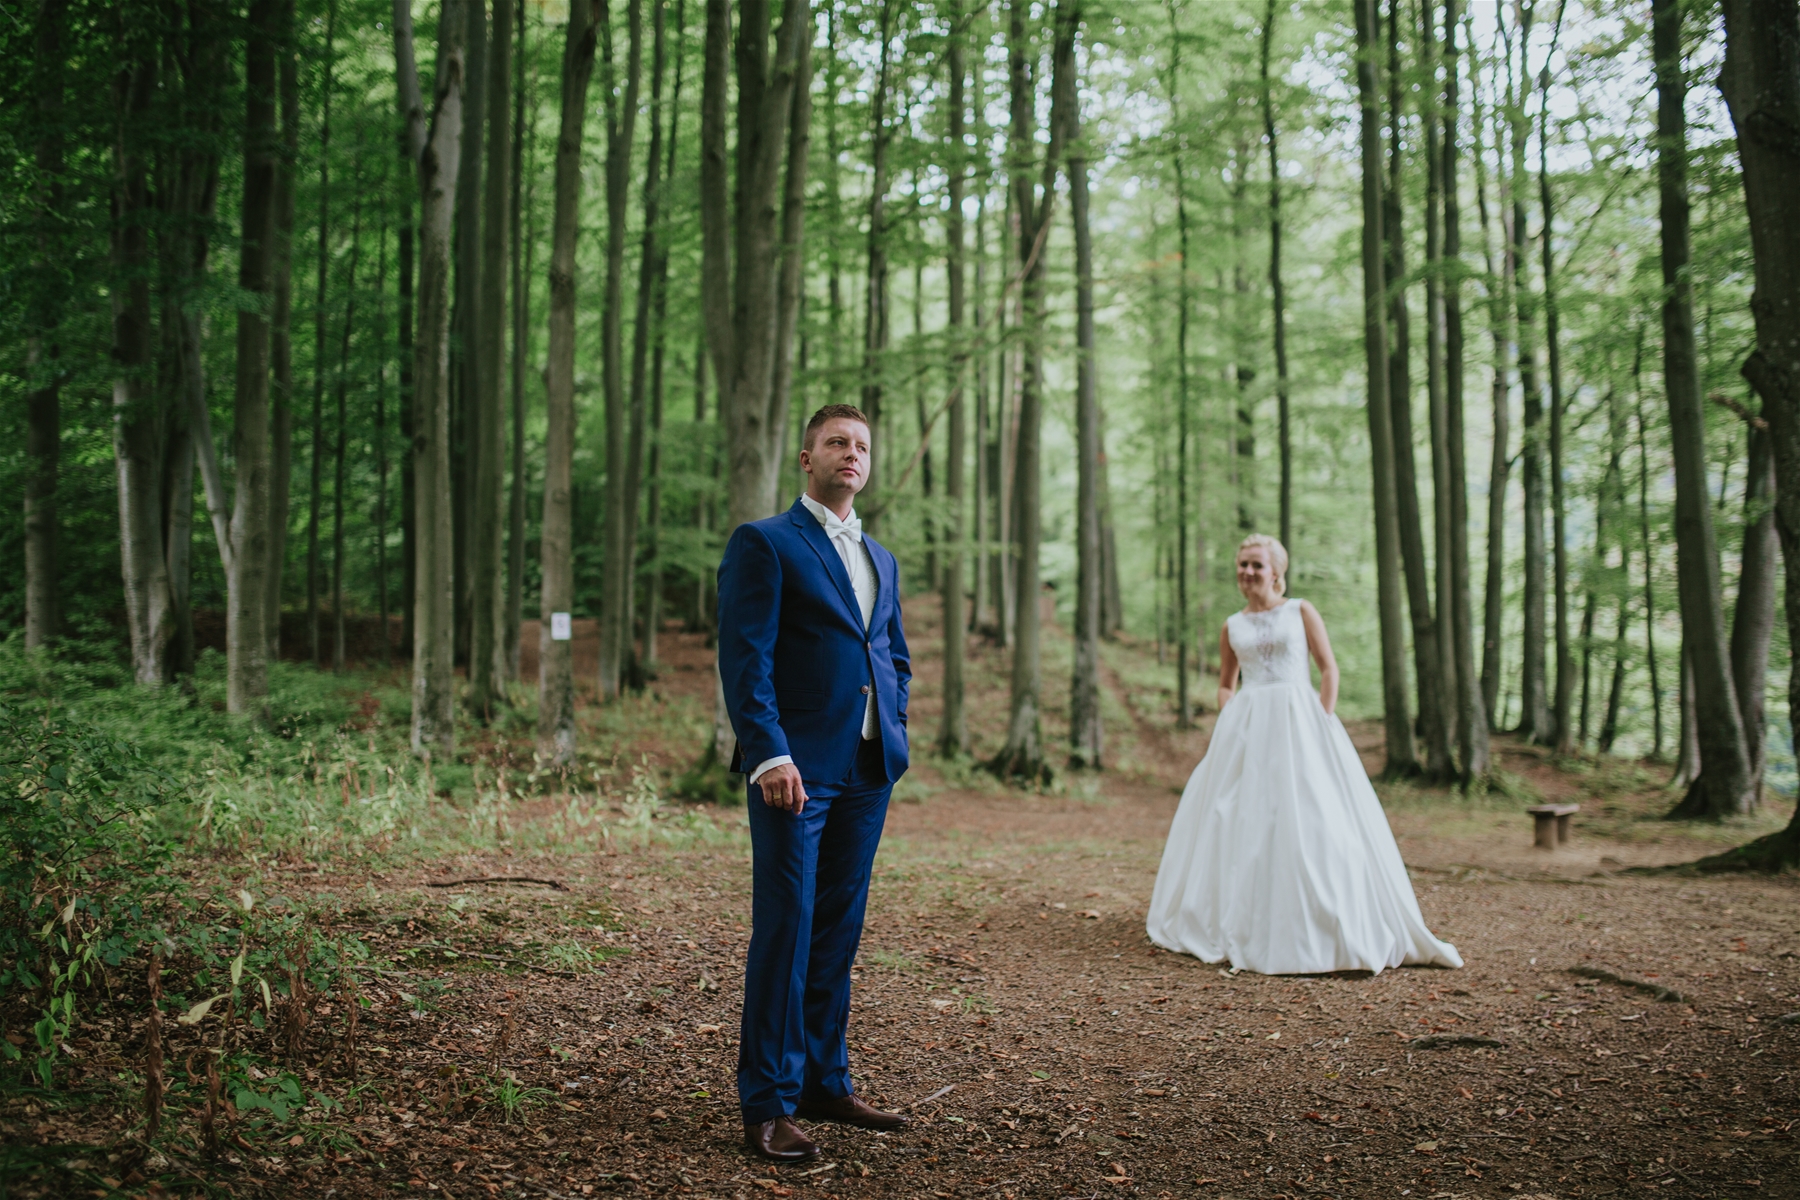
[[1237, 533, 1289, 596]]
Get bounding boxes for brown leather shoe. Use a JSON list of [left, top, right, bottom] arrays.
[[794, 1093, 911, 1131], [743, 1115, 821, 1162]]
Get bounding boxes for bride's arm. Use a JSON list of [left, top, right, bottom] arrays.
[[1297, 600, 1340, 715], [1216, 623, 1239, 711]]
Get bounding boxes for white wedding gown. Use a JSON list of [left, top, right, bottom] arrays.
[[1145, 599, 1462, 975]]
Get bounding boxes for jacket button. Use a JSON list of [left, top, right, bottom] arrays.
[[860, 685, 871, 694]]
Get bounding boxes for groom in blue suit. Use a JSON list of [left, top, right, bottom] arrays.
[[716, 404, 914, 1162]]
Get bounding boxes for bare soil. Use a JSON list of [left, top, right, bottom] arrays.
[[7, 598, 1800, 1200]]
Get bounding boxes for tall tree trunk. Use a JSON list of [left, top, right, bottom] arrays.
[[1730, 421, 1777, 796], [1165, 0, 1194, 731], [1508, 5, 1551, 744], [598, 0, 643, 702], [624, 0, 669, 690], [537, 0, 599, 763], [24, 0, 66, 651], [859, 0, 894, 527], [376, 227, 391, 665], [411, 0, 469, 758], [972, 195, 991, 637], [1655, 0, 1754, 819], [1383, 0, 1450, 780], [990, 0, 1067, 786], [768, 0, 813, 525], [224, 0, 282, 711], [1538, 8, 1574, 753], [642, 0, 687, 675], [330, 181, 364, 672], [1354, 0, 1417, 776], [1261, 0, 1291, 550], [1710, 0, 1800, 865], [1634, 374, 1666, 759], [506, 0, 531, 683], [938, 5, 970, 759], [1065, 0, 1102, 770], [267, 0, 299, 661], [1441, 0, 1489, 778], [1472, 28, 1512, 731], [452, 0, 490, 670], [470, 0, 517, 716], [701, 0, 811, 534], [1423, 0, 1458, 774], [308, 0, 338, 668], [112, 43, 171, 686], [1097, 410, 1124, 639], [160, 9, 228, 681], [394, 0, 427, 659]]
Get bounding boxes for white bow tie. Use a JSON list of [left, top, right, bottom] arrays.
[[821, 509, 862, 544]]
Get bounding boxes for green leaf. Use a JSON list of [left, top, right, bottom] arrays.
[[229, 948, 245, 988], [1032, 1070, 1051, 1079]]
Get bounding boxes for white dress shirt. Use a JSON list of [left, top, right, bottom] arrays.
[[748, 493, 879, 784]]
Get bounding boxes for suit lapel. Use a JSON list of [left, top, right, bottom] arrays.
[[864, 534, 894, 632], [790, 503, 864, 629]]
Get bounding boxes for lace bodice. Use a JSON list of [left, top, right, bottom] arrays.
[[1227, 599, 1312, 688]]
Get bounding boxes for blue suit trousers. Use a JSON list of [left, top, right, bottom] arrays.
[[738, 737, 890, 1124]]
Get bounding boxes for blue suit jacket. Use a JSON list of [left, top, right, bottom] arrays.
[[717, 497, 911, 788]]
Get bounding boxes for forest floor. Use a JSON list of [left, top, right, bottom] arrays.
[[6, 597, 1800, 1200]]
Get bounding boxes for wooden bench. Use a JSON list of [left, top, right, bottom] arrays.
[[1527, 803, 1579, 850]]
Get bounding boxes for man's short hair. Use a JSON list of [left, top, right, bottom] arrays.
[[803, 404, 872, 450]]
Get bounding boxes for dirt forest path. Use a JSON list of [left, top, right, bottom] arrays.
[[17, 601, 1800, 1200]]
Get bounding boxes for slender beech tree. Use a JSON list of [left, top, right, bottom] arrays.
[[643, 0, 687, 674], [470, 0, 517, 716], [267, 0, 299, 659], [224, 0, 282, 710], [394, 0, 427, 656], [505, 0, 530, 681], [700, 0, 813, 532], [165, 3, 229, 679], [1538, 3, 1573, 753], [1355, 0, 1417, 776], [111, 25, 170, 685], [1166, 0, 1194, 731], [452, 0, 490, 668], [1442, 0, 1489, 778], [1633, 361, 1665, 759], [24, 0, 65, 651], [1473, 15, 1513, 729], [330, 179, 364, 671], [537, 0, 600, 763], [938, 1, 970, 759], [1382, 0, 1451, 779], [410, 0, 469, 758], [375, 227, 391, 663], [307, 0, 337, 667], [1423, 0, 1458, 773], [598, 0, 643, 701], [624, 0, 670, 689], [1655, 0, 1754, 819], [990, 0, 1067, 785], [859, 1, 895, 523], [1731, 418, 1778, 796], [1507, 5, 1552, 744], [1064, 0, 1103, 770], [1715, 0, 1800, 864], [1261, 0, 1291, 549]]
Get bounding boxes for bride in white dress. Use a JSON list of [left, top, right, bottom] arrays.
[[1145, 534, 1462, 975]]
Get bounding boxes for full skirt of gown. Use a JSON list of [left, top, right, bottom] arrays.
[[1145, 673, 1462, 976]]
